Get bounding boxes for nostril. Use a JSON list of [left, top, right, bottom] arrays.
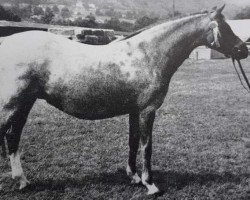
[[232, 46, 239, 53]]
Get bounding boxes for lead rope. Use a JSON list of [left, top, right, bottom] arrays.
[[232, 58, 250, 93]]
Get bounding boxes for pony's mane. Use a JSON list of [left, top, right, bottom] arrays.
[[121, 20, 165, 41], [121, 29, 145, 40], [121, 14, 207, 41]]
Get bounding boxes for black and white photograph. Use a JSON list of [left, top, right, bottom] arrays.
[[0, 0, 249, 199]]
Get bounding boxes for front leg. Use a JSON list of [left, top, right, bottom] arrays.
[[126, 112, 141, 184], [139, 110, 160, 195]]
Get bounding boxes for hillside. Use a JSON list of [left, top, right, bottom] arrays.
[[90, 0, 243, 18], [0, 0, 245, 19]]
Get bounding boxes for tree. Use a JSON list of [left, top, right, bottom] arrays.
[[61, 7, 71, 19], [103, 17, 121, 31], [0, 5, 21, 22], [84, 14, 97, 28], [52, 5, 59, 14], [234, 7, 250, 19], [22, 5, 32, 19], [42, 7, 54, 24], [33, 6, 44, 16], [8, 3, 32, 20], [105, 8, 122, 18], [105, 8, 115, 17], [86, 14, 95, 22], [133, 16, 159, 30], [9, 4, 22, 19], [126, 11, 137, 19], [96, 8, 103, 16], [120, 21, 134, 32]]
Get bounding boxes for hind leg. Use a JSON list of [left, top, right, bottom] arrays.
[[8, 101, 35, 189], [0, 99, 35, 189]]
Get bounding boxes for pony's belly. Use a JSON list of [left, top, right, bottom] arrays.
[[53, 99, 133, 120], [44, 89, 137, 120], [63, 104, 130, 120]]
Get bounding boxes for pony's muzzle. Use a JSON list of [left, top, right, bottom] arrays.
[[232, 43, 248, 60]]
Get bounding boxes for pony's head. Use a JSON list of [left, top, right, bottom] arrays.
[[204, 5, 248, 60]]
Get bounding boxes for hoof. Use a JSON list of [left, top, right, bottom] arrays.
[[146, 183, 160, 195], [19, 175, 30, 190], [126, 166, 141, 184], [12, 174, 30, 190], [0, 172, 29, 191], [19, 179, 30, 190], [131, 173, 141, 184]]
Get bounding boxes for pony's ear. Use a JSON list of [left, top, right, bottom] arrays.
[[217, 4, 225, 14], [210, 4, 226, 19]]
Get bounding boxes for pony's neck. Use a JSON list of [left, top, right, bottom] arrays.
[[133, 14, 210, 78]]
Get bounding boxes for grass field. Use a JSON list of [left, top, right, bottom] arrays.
[[0, 58, 249, 200]]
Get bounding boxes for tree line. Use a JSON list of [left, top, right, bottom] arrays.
[[234, 7, 250, 20], [0, 5, 159, 32], [53, 16, 159, 32]]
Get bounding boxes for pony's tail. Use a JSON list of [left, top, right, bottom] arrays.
[[0, 135, 7, 158], [0, 125, 9, 158]]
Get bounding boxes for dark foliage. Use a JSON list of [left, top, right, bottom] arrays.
[[234, 7, 250, 19], [9, 4, 32, 20], [52, 5, 59, 14], [53, 15, 159, 33], [0, 5, 21, 22], [41, 7, 54, 24], [33, 6, 44, 16], [52, 17, 98, 29], [134, 16, 159, 30], [61, 7, 71, 19], [105, 8, 122, 18]]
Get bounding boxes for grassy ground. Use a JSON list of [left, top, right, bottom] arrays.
[[0, 58, 249, 200]]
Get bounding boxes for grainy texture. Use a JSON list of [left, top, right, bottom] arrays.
[[0, 57, 249, 200]]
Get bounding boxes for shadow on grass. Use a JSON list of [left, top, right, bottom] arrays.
[[154, 170, 248, 193], [19, 169, 248, 194], [23, 169, 130, 192]]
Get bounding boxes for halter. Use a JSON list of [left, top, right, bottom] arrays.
[[209, 21, 250, 93], [210, 21, 221, 48]]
